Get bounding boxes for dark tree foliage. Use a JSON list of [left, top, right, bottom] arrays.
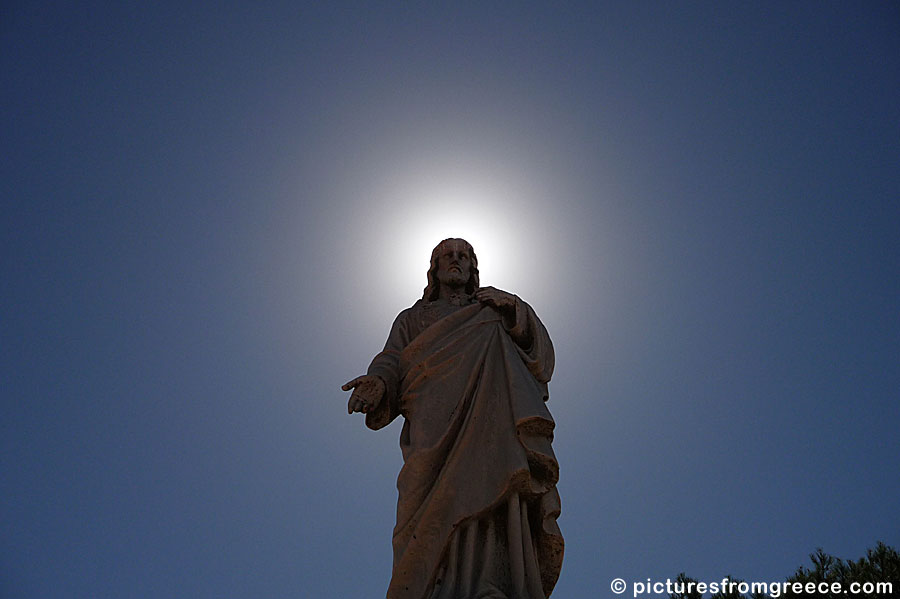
[[781, 542, 899, 598], [669, 542, 899, 599], [669, 573, 703, 599]]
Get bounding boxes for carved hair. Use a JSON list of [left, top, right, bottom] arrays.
[[423, 238, 480, 301]]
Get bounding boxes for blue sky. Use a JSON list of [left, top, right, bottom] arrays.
[[2, 3, 898, 598]]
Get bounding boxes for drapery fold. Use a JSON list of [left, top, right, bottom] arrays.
[[366, 301, 563, 599]]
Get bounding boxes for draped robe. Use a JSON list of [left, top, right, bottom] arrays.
[[364, 297, 563, 599]]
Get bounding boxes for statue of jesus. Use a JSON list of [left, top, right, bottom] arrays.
[[343, 238, 563, 599]]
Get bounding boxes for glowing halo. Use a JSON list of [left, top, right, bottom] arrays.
[[336, 146, 570, 323], [397, 209, 511, 288], [371, 185, 533, 306]]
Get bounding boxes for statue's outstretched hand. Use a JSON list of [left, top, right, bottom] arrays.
[[342, 375, 385, 415], [475, 286, 517, 315]]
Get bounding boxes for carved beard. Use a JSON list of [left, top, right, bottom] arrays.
[[438, 268, 468, 289]]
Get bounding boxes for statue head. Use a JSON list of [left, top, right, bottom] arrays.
[[423, 238, 480, 301]]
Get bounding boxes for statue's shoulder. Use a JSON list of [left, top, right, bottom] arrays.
[[393, 299, 425, 323]]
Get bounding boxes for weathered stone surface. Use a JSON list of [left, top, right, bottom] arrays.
[[343, 238, 563, 599]]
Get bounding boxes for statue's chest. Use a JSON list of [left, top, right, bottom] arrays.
[[414, 303, 469, 336]]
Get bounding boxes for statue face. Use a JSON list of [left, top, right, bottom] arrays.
[[435, 239, 472, 289]]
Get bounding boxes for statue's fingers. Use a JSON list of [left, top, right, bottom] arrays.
[[342, 376, 362, 391]]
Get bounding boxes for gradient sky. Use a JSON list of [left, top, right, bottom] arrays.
[[2, 3, 899, 598]]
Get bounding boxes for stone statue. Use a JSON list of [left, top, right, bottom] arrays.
[[343, 238, 563, 599]]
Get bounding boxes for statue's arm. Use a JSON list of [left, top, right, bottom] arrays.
[[504, 295, 535, 350], [476, 287, 554, 384], [515, 298, 554, 384], [475, 287, 534, 349], [356, 307, 413, 430]]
